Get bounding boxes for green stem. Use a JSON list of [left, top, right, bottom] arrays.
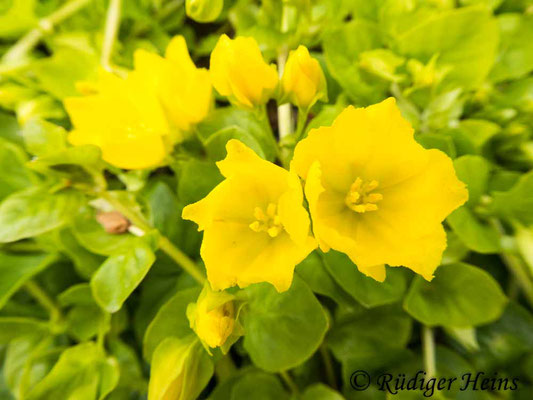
[[490, 218, 533, 308], [215, 354, 237, 382], [25, 280, 62, 322], [100, 192, 206, 284], [101, 0, 122, 70], [294, 108, 309, 141], [2, 0, 92, 63], [280, 371, 299, 395], [277, 3, 294, 140], [259, 105, 285, 167], [422, 326, 436, 378], [320, 344, 337, 390]]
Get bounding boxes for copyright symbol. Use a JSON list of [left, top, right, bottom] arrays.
[[350, 370, 371, 391]]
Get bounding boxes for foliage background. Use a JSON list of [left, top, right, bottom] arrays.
[[1, 0, 533, 399]]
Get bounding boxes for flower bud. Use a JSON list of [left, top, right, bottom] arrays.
[[281, 45, 327, 110], [186, 0, 223, 23], [187, 286, 235, 349], [210, 34, 278, 109]]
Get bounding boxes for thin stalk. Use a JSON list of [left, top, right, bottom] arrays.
[[294, 108, 309, 141], [320, 344, 338, 390], [491, 218, 533, 308], [25, 280, 62, 322], [3, 0, 92, 63], [101, 0, 122, 70], [277, 5, 293, 140], [422, 326, 436, 378], [280, 371, 299, 394], [259, 105, 285, 167], [100, 192, 206, 284]]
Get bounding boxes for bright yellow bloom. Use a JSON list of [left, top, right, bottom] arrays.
[[210, 35, 278, 109], [134, 36, 213, 136], [281, 45, 327, 110], [64, 71, 170, 170], [182, 140, 316, 292], [187, 286, 235, 349], [292, 98, 468, 281]]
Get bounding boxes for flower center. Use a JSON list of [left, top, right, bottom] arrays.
[[249, 203, 283, 237], [345, 177, 383, 213]]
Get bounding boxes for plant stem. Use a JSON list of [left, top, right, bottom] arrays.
[[2, 0, 92, 63], [215, 354, 237, 382], [277, 5, 293, 140], [259, 105, 285, 167], [320, 344, 338, 390], [25, 280, 62, 322], [280, 371, 299, 394], [294, 108, 309, 141], [101, 0, 122, 70], [422, 326, 436, 378], [490, 218, 533, 308], [100, 192, 206, 284]]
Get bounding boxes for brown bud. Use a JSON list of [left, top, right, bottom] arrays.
[[96, 211, 130, 234]]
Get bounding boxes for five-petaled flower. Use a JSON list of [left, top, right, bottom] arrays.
[[182, 140, 316, 292], [291, 98, 468, 281]]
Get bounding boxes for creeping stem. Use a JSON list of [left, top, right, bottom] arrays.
[[100, 192, 206, 285], [2, 0, 92, 63], [422, 326, 436, 378]]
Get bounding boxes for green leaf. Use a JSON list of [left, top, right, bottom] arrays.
[[91, 239, 156, 313], [65, 305, 108, 342], [22, 118, 67, 157], [242, 277, 328, 372], [0, 138, 33, 201], [196, 107, 277, 161], [295, 252, 355, 306], [458, 119, 500, 150], [323, 20, 386, 104], [323, 251, 408, 308], [327, 305, 412, 373], [301, 384, 344, 400], [0, 0, 37, 38], [490, 170, 533, 225], [394, 6, 499, 89], [230, 371, 289, 400], [0, 187, 84, 243], [0, 252, 56, 309], [0, 111, 23, 145], [0, 318, 47, 344], [490, 14, 533, 82], [148, 336, 213, 400], [447, 207, 501, 253], [143, 287, 200, 361], [54, 229, 103, 278], [416, 133, 457, 158], [176, 159, 223, 205], [404, 263, 507, 327], [26, 342, 119, 400], [453, 155, 491, 206]]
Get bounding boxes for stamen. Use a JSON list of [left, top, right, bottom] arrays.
[[345, 178, 383, 213], [249, 203, 283, 237]]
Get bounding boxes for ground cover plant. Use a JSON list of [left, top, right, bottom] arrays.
[[1, 0, 533, 399]]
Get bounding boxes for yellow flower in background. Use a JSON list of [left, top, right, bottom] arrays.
[[292, 98, 468, 281], [210, 35, 278, 109], [134, 36, 212, 137], [281, 45, 327, 110], [187, 286, 236, 350], [182, 140, 316, 292], [64, 70, 170, 170]]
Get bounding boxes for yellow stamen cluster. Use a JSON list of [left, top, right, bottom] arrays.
[[249, 203, 283, 237], [345, 177, 383, 213]]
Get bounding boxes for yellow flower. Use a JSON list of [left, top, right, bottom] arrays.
[[291, 98, 468, 281], [281, 45, 327, 110], [134, 36, 213, 137], [64, 70, 170, 170], [187, 286, 236, 349], [210, 35, 278, 109], [182, 139, 316, 292]]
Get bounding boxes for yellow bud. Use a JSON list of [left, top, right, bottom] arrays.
[[210, 34, 278, 109], [188, 286, 235, 349], [186, 0, 223, 23], [281, 45, 327, 110]]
